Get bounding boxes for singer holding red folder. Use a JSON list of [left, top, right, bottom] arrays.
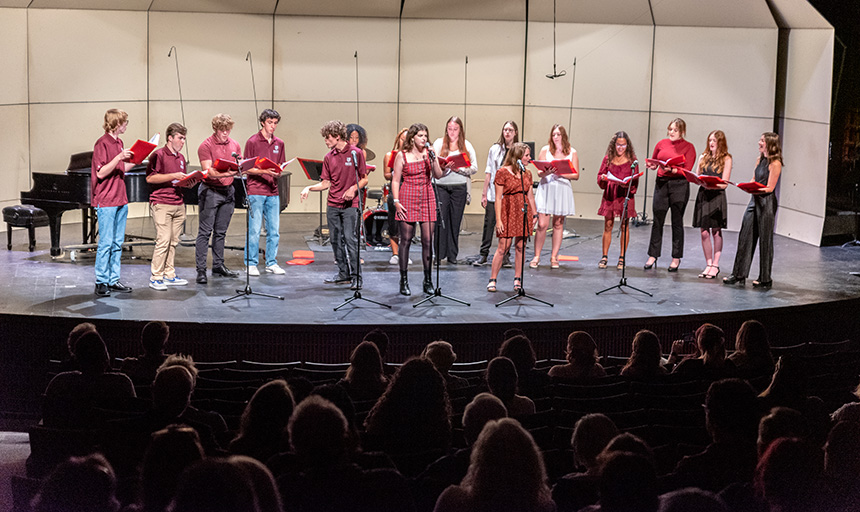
[[300, 120, 368, 291], [488, 143, 537, 293], [692, 130, 733, 279], [644, 118, 697, 272], [195, 113, 242, 284], [597, 131, 639, 270]]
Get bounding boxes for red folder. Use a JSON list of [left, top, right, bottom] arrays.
[[213, 158, 257, 173], [172, 170, 207, 188], [647, 155, 685, 169], [128, 139, 157, 165], [531, 159, 575, 174], [681, 170, 727, 187], [734, 181, 766, 193], [437, 153, 471, 168], [255, 157, 283, 174]]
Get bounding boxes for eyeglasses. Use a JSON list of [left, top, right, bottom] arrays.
[[616, 144, 628, 148]]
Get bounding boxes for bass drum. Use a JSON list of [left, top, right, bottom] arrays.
[[362, 208, 389, 247]]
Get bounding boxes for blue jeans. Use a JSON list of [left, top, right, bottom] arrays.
[[245, 195, 280, 267], [327, 206, 359, 278], [94, 205, 128, 285]]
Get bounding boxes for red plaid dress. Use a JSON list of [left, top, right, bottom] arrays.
[[399, 152, 437, 222]]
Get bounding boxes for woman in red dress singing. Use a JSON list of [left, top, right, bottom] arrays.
[[488, 143, 537, 293], [391, 123, 444, 296], [597, 131, 639, 270]]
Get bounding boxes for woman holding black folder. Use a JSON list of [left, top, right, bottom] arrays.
[[723, 132, 783, 289], [531, 124, 579, 269]]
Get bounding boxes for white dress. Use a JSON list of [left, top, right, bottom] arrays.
[[535, 148, 576, 216]]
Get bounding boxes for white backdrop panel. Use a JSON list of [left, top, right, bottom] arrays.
[[0, 8, 28, 105]]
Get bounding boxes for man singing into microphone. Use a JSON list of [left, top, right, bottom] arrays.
[[300, 120, 368, 290]]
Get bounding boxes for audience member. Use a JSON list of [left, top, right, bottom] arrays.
[[727, 320, 774, 380], [120, 321, 171, 386], [757, 406, 807, 457], [433, 418, 554, 512], [758, 355, 830, 445], [754, 437, 827, 512], [620, 330, 668, 380], [229, 379, 295, 464], [363, 327, 396, 376], [133, 424, 205, 512], [229, 455, 284, 512], [658, 488, 728, 512], [666, 378, 760, 493], [43, 330, 136, 428], [338, 341, 389, 402], [581, 451, 659, 512], [423, 340, 470, 391], [486, 356, 536, 417], [158, 354, 229, 443], [831, 382, 860, 424], [824, 420, 860, 512], [553, 414, 620, 512], [57, 321, 97, 372], [669, 323, 737, 380], [498, 334, 551, 398], [31, 453, 120, 512], [363, 358, 452, 461], [170, 458, 259, 512], [549, 331, 607, 380]]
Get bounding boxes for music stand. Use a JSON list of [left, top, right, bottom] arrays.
[[299, 158, 329, 246], [223, 157, 284, 303], [597, 171, 652, 297]]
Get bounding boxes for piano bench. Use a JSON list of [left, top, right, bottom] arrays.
[[3, 205, 49, 252]]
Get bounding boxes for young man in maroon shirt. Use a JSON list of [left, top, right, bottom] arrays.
[[243, 109, 285, 276], [195, 113, 242, 284], [92, 109, 135, 297], [300, 120, 368, 290], [146, 123, 191, 291]]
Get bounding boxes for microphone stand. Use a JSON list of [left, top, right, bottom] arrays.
[[223, 156, 284, 303], [335, 151, 390, 310], [414, 148, 470, 308], [496, 162, 553, 307], [597, 166, 652, 297]]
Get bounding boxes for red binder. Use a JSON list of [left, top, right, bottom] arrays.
[[172, 170, 207, 188], [437, 153, 471, 168], [646, 155, 685, 169], [128, 137, 158, 165], [531, 159, 575, 174], [734, 181, 766, 193]]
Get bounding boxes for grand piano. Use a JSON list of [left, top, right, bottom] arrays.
[[21, 151, 290, 257]]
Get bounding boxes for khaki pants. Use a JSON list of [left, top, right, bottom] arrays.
[[150, 203, 186, 281]]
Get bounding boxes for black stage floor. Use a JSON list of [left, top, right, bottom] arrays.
[[2, 212, 860, 363]]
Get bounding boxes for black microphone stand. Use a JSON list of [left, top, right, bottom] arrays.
[[335, 150, 390, 310], [414, 147, 470, 308], [496, 162, 553, 307], [597, 166, 652, 297], [223, 156, 284, 303]]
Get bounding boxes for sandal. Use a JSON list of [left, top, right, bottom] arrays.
[[698, 265, 713, 278], [487, 279, 497, 292], [513, 277, 522, 291], [704, 266, 720, 279], [551, 258, 560, 269], [598, 255, 608, 269], [616, 256, 625, 270], [529, 257, 540, 269]]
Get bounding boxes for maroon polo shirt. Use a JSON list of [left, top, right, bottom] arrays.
[[322, 143, 367, 208], [198, 134, 241, 187], [147, 145, 186, 205], [91, 132, 128, 207], [243, 131, 285, 196]]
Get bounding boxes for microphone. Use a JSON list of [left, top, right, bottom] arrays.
[[631, 160, 639, 171], [517, 160, 526, 172], [351, 150, 359, 168], [232, 152, 240, 158], [425, 142, 436, 159]]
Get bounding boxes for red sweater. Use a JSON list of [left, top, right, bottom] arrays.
[[652, 138, 696, 179]]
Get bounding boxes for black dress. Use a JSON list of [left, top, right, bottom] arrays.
[[692, 161, 728, 229]]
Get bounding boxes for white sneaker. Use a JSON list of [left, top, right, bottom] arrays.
[[247, 266, 260, 276], [149, 280, 167, 291], [389, 254, 399, 265], [265, 264, 286, 275], [163, 277, 188, 286]]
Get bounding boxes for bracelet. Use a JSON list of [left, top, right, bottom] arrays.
[[393, 199, 400, 203]]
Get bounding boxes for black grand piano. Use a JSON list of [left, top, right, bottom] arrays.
[[21, 151, 290, 257]]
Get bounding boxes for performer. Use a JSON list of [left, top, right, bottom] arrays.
[[300, 120, 368, 291], [693, 130, 732, 279], [145, 123, 191, 291], [596, 131, 639, 270], [432, 116, 478, 265], [243, 109, 286, 276], [488, 143, 537, 293], [195, 113, 242, 284], [644, 118, 696, 271], [475, 121, 518, 267], [391, 123, 445, 296], [92, 108, 135, 297], [531, 124, 579, 269], [724, 132, 783, 289], [347, 123, 369, 160], [384, 128, 408, 265]]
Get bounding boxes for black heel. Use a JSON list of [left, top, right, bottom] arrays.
[[644, 257, 657, 270], [722, 275, 745, 286], [400, 270, 411, 296], [423, 269, 434, 295]]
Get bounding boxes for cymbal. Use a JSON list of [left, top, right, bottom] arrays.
[[364, 148, 376, 161]]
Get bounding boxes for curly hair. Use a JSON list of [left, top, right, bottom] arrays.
[[320, 120, 347, 140], [603, 131, 637, 163]]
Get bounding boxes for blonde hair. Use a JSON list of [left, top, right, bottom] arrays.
[[547, 124, 572, 155], [103, 109, 128, 133], [440, 116, 466, 157], [211, 113, 234, 132], [668, 118, 687, 139]]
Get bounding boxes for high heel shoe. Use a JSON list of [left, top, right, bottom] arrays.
[[513, 277, 523, 292], [704, 266, 720, 279], [399, 270, 411, 296], [723, 275, 745, 285], [752, 279, 772, 289], [698, 265, 712, 278], [644, 257, 657, 270], [668, 259, 681, 272], [529, 257, 540, 269]]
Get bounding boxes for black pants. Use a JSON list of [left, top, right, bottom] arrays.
[[648, 179, 690, 259], [435, 183, 468, 262], [731, 194, 777, 282], [479, 201, 496, 257], [195, 184, 235, 272]]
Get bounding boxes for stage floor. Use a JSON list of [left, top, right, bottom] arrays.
[[2, 212, 860, 327]]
